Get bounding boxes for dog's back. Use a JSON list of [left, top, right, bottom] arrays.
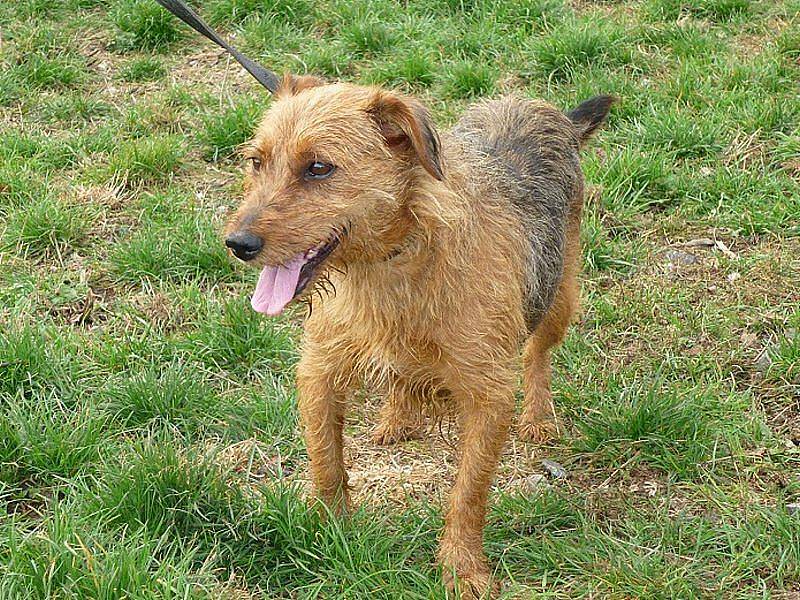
[[451, 95, 612, 330]]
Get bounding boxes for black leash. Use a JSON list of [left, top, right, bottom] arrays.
[[154, 0, 281, 94]]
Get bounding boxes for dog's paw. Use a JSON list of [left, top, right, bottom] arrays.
[[370, 420, 422, 445], [438, 543, 499, 599], [444, 570, 498, 599], [440, 560, 498, 599], [517, 418, 558, 444]]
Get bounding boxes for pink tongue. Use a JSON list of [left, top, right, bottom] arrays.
[[251, 254, 307, 315]]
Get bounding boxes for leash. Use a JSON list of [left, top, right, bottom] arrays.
[[154, 0, 281, 94]]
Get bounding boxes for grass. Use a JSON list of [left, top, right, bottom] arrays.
[[528, 21, 636, 82], [119, 56, 166, 82], [100, 134, 185, 185], [108, 207, 235, 282], [366, 49, 438, 89], [1, 24, 88, 90], [101, 361, 222, 434], [645, 0, 754, 21], [198, 97, 262, 161], [112, 0, 184, 50], [2, 195, 92, 256], [208, 0, 317, 26], [1, 0, 799, 597], [443, 60, 497, 98]]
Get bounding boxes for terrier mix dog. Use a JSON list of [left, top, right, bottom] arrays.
[[225, 75, 613, 597]]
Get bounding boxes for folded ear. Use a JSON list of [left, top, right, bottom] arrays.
[[366, 91, 444, 181], [277, 73, 325, 97]]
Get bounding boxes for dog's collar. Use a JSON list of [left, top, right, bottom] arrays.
[[154, 0, 280, 94], [381, 231, 422, 263], [383, 246, 404, 262]]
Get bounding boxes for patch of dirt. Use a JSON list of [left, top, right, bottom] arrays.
[[3, 484, 58, 521], [341, 397, 579, 507]]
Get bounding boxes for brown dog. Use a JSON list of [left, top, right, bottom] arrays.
[[224, 75, 612, 597]]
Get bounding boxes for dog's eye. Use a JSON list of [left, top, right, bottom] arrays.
[[248, 157, 262, 172], [305, 161, 335, 181]]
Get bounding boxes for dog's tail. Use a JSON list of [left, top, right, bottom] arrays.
[[567, 95, 616, 146]]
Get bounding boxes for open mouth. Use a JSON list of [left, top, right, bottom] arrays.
[[250, 232, 342, 316]]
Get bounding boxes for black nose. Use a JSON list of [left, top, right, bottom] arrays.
[[225, 231, 264, 261]]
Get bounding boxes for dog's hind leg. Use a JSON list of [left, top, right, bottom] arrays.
[[371, 374, 427, 445], [518, 233, 580, 443], [519, 330, 560, 444]]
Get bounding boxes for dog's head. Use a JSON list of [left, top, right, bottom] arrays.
[[224, 77, 443, 316]]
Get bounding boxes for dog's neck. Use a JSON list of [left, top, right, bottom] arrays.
[[377, 200, 422, 263], [365, 167, 470, 269]]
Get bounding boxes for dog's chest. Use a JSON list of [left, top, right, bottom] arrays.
[[350, 319, 441, 385], [332, 304, 440, 385], [324, 265, 450, 386]]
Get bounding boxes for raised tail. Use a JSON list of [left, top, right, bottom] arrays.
[[567, 95, 616, 146]]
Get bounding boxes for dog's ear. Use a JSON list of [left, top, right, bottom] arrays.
[[366, 91, 444, 181], [277, 73, 325, 97]]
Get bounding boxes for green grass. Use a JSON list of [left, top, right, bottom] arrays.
[[1, 393, 106, 488], [0, 132, 80, 172], [1, 0, 799, 597], [366, 49, 438, 89], [101, 362, 221, 433], [646, 0, 753, 21], [208, 0, 317, 26], [198, 98, 262, 161], [108, 207, 236, 282], [100, 134, 185, 185], [181, 296, 296, 376], [112, 0, 184, 50], [342, 19, 398, 56], [443, 60, 497, 98], [570, 375, 754, 476], [38, 92, 111, 125], [2, 195, 92, 256], [119, 56, 167, 82], [1, 24, 87, 91], [528, 20, 637, 82]]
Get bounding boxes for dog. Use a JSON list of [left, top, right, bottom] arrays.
[[224, 74, 613, 597]]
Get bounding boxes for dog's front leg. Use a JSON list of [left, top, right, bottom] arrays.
[[438, 380, 514, 598], [297, 343, 351, 514]]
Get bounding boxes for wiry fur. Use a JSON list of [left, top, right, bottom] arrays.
[[225, 78, 613, 598], [452, 98, 583, 331]]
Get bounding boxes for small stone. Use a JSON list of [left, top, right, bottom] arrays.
[[684, 238, 715, 248], [727, 271, 741, 283], [541, 459, 568, 479], [787, 503, 800, 516], [664, 249, 699, 266]]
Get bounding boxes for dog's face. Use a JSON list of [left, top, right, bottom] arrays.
[[224, 78, 442, 316]]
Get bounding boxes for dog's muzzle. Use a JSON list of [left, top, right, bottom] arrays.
[[225, 231, 264, 261]]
